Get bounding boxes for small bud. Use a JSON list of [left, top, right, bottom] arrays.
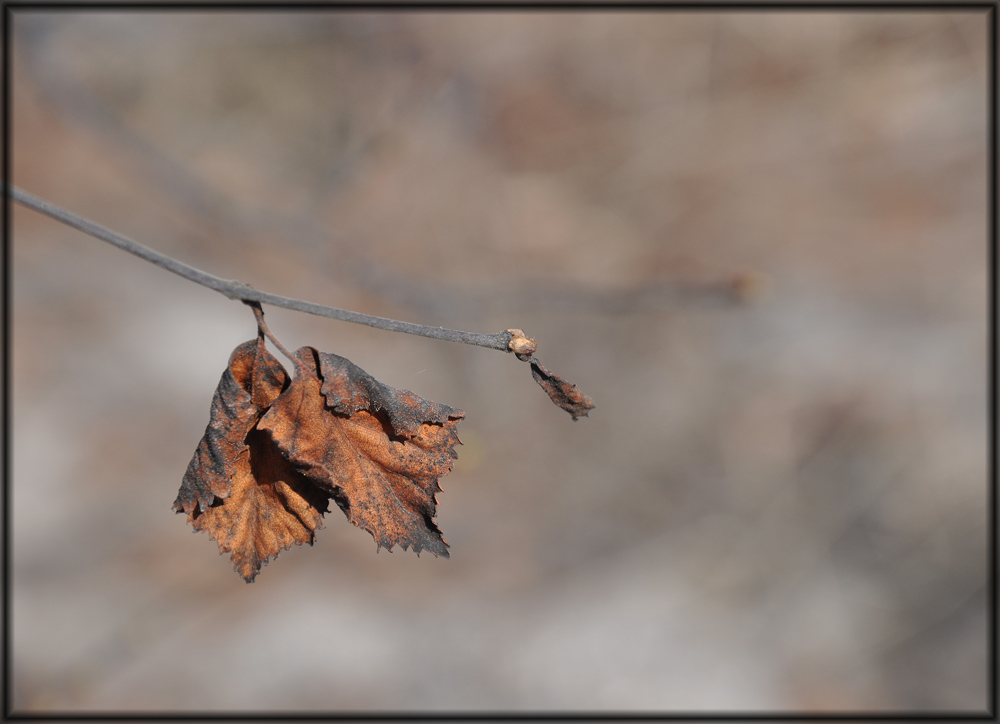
[[506, 329, 538, 357]]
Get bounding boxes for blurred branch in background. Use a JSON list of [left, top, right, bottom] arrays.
[[14, 18, 753, 323]]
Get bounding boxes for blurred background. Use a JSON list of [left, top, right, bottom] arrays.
[[10, 10, 989, 713]]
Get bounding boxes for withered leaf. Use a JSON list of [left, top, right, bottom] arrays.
[[176, 337, 463, 581], [530, 359, 596, 420], [174, 338, 331, 582], [173, 337, 289, 514], [258, 348, 463, 558], [186, 429, 331, 583]]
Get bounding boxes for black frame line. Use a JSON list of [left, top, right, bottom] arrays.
[[2, 2, 996, 721], [0, 2, 997, 10]]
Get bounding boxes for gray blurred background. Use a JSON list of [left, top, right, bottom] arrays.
[[10, 10, 989, 713]]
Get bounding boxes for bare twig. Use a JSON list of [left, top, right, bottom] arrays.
[[8, 185, 514, 352]]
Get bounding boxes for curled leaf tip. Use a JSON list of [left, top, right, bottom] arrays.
[[529, 359, 596, 420]]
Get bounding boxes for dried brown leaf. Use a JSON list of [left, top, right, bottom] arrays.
[[530, 358, 596, 420], [174, 338, 331, 582], [186, 430, 331, 582], [258, 347, 463, 558], [173, 338, 289, 514]]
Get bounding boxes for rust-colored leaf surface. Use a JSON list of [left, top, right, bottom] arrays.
[[176, 338, 463, 581], [173, 338, 288, 514], [186, 429, 331, 583], [174, 338, 331, 582], [259, 348, 463, 558], [530, 359, 596, 420]]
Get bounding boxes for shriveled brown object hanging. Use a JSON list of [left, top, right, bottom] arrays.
[[529, 359, 596, 420], [174, 337, 462, 582], [259, 347, 462, 560]]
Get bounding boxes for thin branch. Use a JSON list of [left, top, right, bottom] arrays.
[[8, 185, 514, 352]]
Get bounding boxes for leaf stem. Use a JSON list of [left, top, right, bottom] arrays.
[[247, 301, 299, 366], [8, 185, 515, 352]]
